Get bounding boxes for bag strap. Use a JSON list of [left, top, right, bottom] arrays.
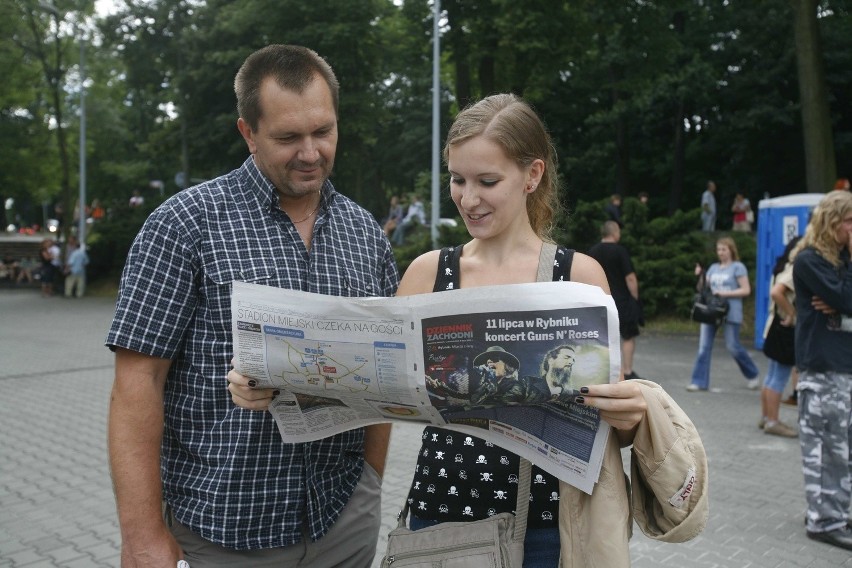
[[538, 242, 558, 282]]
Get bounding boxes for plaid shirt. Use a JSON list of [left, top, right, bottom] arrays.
[[106, 157, 399, 549]]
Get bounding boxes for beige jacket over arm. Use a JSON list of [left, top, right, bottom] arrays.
[[559, 380, 709, 567]]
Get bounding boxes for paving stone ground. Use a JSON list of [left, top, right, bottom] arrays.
[[0, 290, 849, 567]]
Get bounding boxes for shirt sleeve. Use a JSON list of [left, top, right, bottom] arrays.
[[106, 207, 198, 358]]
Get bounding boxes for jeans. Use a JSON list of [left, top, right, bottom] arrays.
[[409, 515, 559, 567], [763, 358, 793, 393], [690, 322, 759, 390]]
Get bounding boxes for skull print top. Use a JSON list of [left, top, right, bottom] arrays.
[[406, 244, 574, 527]]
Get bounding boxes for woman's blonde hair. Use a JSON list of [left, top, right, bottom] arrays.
[[443, 94, 560, 240], [800, 191, 852, 267], [716, 236, 740, 261]]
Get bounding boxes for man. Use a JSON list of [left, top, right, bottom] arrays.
[[391, 193, 426, 245], [63, 235, 88, 298], [588, 221, 643, 381], [604, 193, 623, 228], [106, 45, 399, 567], [793, 191, 852, 551], [539, 344, 579, 396], [469, 346, 526, 406], [701, 180, 717, 231]]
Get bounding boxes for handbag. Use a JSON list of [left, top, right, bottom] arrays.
[[762, 312, 795, 366], [380, 458, 531, 567], [690, 271, 728, 325]]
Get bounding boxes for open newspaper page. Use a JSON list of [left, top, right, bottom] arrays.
[[232, 280, 620, 493]]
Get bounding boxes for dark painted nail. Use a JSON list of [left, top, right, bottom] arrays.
[[247, 379, 257, 388], [574, 396, 585, 405], [580, 386, 589, 394], [273, 390, 281, 397]]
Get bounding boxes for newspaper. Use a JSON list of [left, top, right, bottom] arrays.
[[232, 280, 621, 494]]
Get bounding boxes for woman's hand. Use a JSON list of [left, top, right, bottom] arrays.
[[227, 361, 278, 411], [811, 295, 837, 316], [573, 380, 647, 445]]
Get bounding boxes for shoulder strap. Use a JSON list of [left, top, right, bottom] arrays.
[[432, 246, 463, 292], [538, 242, 558, 282]]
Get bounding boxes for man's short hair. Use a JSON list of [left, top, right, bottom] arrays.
[[601, 220, 620, 238], [234, 44, 340, 131]]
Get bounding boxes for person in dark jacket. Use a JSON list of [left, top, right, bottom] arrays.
[[793, 190, 852, 551]]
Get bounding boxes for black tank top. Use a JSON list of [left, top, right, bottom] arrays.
[[407, 244, 575, 528]]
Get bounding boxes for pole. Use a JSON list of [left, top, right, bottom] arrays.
[[430, 0, 441, 249], [78, 32, 86, 248]]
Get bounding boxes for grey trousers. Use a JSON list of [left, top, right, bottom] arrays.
[[167, 463, 382, 567]]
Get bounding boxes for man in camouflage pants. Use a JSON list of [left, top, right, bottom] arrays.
[[793, 191, 852, 551]]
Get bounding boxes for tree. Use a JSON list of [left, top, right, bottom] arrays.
[[791, 0, 837, 193]]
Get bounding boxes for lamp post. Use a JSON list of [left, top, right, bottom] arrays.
[[430, 0, 441, 249], [38, 2, 86, 249]]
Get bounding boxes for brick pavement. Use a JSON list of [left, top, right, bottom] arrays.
[[1, 289, 849, 567]]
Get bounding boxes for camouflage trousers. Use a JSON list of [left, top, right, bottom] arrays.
[[798, 369, 852, 533]]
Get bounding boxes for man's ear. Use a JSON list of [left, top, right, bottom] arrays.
[[237, 118, 257, 154]]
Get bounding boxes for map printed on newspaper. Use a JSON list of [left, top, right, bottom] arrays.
[[231, 280, 621, 494]]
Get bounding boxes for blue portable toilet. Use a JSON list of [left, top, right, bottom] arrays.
[[754, 193, 825, 349]]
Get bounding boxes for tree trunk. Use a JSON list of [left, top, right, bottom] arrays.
[[790, 0, 836, 193], [669, 97, 686, 215]]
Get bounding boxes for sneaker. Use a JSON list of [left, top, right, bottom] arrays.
[[686, 384, 703, 392], [625, 371, 643, 381], [807, 525, 852, 551], [746, 378, 760, 390], [764, 421, 798, 438], [782, 394, 798, 406], [758, 417, 766, 430]]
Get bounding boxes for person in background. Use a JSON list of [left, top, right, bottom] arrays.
[[107, 44, 399, 567], [64, 235, 89, 298], [731, 192, 752, 232], [757, 237, 802, 437], [391, 193, 426, 245], [604, 193, 623, 227], [687, 237, 760, 392], [701, 180, 717, 232], [588, 220, 644, 381], [38, 238, 58, 297], [832, 178, 850, 192], [128, 190, 145, 208], [792, 190, 852, 551], [382, 195, 405, 236]]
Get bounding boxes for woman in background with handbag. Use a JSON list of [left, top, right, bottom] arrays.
[[757, 237, 802, 437], [687, 237, 760, 392]]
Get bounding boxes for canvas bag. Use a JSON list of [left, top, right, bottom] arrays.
[[380, 243, 563, 567], [380, 459, 531, 567]]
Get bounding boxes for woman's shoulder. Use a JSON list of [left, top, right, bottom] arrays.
[[397, 249, 442, 296]]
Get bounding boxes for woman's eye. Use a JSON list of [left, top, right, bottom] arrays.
[[450, 177, 464, 185], [481, 179, 498, 187]]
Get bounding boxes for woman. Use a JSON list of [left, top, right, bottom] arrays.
[[38, 238, 57, 297], [687, 237, 759, 391], [731, 192, 752, 232], [757, 237, 802, 437], [793, 191, 852, 550]]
